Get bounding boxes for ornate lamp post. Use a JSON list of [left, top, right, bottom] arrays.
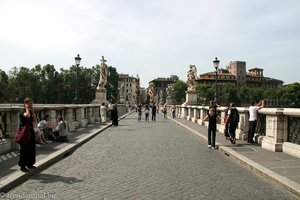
[[73, 54, 81, 104], [213, 57, 220, 102]]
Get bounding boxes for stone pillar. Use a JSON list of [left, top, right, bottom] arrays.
[[79, 107, 88, 127], [6, 110, 19, 151], [187, 106, 194, 121], [181, 106, 188, 119], [176, 106, 181, 118], [87, 107, 95, 124], [237, 108, 249, 140], [76, 107, 83, 127], [94, 106, 100, 122], [166, 97, 173, 105], [92, 88, 107, 104], [65, 108, 75, 132], [261, 109, 286, 152], [182, 89, 198, 106], [119, 96, 126, 104], [197, 107, 207, 125], [192, 107, 199, 123], [7, 110, 19, 139], [45, 110, 56, 127]]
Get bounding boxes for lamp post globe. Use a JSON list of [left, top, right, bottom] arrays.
[[73, 54, 81, 104], [213, 57, 220, 102]]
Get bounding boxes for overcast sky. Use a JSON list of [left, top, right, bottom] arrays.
[[0, 0, 299, 87]]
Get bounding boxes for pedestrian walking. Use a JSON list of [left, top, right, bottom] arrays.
[[111, 104, 119, 126], [151, 103, 157, 121], [225, 103, 239, 144], [137, 104, 142, 122], [144, 105, 150, 122], [248, 100, 265, 143], [203, 108, 220, 149], [18, 97, 36, 172], [100, 102, 107, 124], [163, 104, 167, 119], [171, 104, 176, 119]]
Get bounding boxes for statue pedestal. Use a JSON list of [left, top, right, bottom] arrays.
[[166, 97, 173, 105], [182, 90, 198, 106], [119, 96, 126, 104], [159, 99, 163, 106], [91, 88, 107, 104]]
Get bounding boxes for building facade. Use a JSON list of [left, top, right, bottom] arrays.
[[196, 61, 284, 101], [118, 74, 141, 105], [148, 76, 178, 104]]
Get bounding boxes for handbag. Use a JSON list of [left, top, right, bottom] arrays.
[[15, 121, 31, 145]]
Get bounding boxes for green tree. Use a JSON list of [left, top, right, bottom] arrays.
[[223, 83, 240, 106], [249, 88, 264, 103], [239, 86, 250, 106], [0, 70, 9, 103], [196, 84, 214, 105], [172, 80, 187, 104], [105, 66, 119, 103], [278, 82, 300, 108], [11, 66, 41, 102]]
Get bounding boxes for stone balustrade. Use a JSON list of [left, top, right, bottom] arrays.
[[0, 104, 127, 154], [170, 105, 300, 158]]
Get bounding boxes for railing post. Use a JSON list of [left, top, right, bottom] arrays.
[[94, 105, 101, 122], [235, 107, 248, 140], [181, 106, 188, 119], [192, 106, 200, 123], [261, 109, 286, 152], [187, 106, 194, 121], [198, 106, 207, 125], [65, 107, 75, 132], [176, 106, 181, 117], [87, 106, 95, 124]]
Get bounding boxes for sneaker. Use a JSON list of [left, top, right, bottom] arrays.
[[208, 145, 211, 148], [232, 139, 236, 144], [211, 147, 215, 149]]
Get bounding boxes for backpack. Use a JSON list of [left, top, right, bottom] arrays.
[[230, 108, 239, 123]]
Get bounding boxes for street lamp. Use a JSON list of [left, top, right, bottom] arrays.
[[73, 54, 81, 104], [213, 57, 220, 102]]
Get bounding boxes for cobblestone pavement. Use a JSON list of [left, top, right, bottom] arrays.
[[2, 114, 298, 200]]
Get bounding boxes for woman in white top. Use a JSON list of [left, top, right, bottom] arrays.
[[55, 116, 69, 142]]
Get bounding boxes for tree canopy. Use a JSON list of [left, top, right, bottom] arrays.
[[0, 64, 119, 104], [172, 80, 187, 104]]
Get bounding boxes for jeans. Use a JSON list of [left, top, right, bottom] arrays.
[[248, 120, 257, 142], [208, 125, 216, 147], [229, 122, 238, 139]]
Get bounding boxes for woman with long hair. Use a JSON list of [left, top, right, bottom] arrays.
[[18, 97, 36, 172], [55, 116, 69, 142]]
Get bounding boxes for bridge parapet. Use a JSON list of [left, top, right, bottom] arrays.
[[171, 105, 300, 158], [0, 104, 127, 154]]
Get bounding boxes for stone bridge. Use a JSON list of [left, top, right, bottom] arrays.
[[0, 104, 127, 154]]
